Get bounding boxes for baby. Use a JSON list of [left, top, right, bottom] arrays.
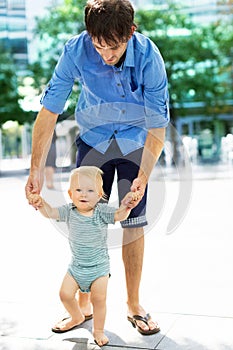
[[29, 166, 141, 346]]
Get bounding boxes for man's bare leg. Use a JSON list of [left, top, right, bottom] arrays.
[[122, 227, 158, 332]]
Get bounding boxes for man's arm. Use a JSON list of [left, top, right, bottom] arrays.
[[25, 107, 59, 204], [131, 127, 166, 195]]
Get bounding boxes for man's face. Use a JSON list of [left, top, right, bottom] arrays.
[[92, 38, 128, 66]]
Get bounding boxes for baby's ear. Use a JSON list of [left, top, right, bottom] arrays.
[[68, 189, 72, 199]]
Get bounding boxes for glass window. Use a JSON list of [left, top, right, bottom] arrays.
[[10, 38, 27, 53], [0, 15, 7, 30], [8, 17, 26, 31], [8, 0, 25, 10], [0, 0, 7, 8]]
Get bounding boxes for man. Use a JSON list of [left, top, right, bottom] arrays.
[[26, 0, 170, 335]]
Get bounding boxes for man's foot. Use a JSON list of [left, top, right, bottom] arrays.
[[93, 330, 109, 347], [52, 315, 85, 333], [127, 314, 160, 335], [127, 305, 160, 335]]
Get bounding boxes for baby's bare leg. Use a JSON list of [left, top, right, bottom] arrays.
[[53, 273, 84, 332], [91, 275, 109, 346], [78, 291, 92, 316]]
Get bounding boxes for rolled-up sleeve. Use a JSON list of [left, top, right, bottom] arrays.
[[143, 46, 170, 129], [40, 45, 77, 114]]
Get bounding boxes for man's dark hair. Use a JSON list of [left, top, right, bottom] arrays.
[[85, 0, 137, 45]]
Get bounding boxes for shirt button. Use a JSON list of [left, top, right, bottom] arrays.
[[117, 83, 121, 86], [121, 95, 125, 98], [114, 130, 118, 134], [122, 110, 125, 114]]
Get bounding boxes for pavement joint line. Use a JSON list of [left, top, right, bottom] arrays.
[[65, 338, 160, 349], [157, 311, 233, 320], [153, 315, 181, 350], [88, 344, 156, 349], [0, 336, 161, 350]]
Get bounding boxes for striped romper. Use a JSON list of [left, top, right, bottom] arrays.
[[57, 202, 116, 293]]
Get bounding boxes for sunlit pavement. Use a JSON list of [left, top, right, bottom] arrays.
[[0, 163, 233, 349]]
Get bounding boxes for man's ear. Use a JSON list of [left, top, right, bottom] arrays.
[[130, 25, 136, 37]]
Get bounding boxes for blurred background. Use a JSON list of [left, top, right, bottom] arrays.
[[0, 0, 232, 172]]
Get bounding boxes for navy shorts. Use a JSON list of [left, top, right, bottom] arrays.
[[76, 137, 148, 228]]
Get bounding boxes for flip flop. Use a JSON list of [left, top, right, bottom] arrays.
[[51, 314, 93, 333], [84, 314, 93, 321], [61, 314, 93, 322], [127, 313, 160, 335]]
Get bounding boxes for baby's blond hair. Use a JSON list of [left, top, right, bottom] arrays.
[[69, 166, 105, 198]]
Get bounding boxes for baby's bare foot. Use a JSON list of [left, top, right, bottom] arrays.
[[52, 315, 84, 333], [93, 330, 109, 347]]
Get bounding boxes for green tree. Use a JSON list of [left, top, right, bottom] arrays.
[[136, 2, 233, 162], [28, 0, 86, 117], [136, 2, 233, 114], [0, 49, 34, 128], [28, 0, 233, 161], [31, 0, 233, 116]]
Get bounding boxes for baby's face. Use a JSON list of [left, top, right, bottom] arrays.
[[68, 174, 101, 213]]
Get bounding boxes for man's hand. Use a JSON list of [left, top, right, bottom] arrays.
[[27, 193, 43, 209], [130, 176, 147, 198], [25, 168, 44, 208], [121, 190, 142, 210]]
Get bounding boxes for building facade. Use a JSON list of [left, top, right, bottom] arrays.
[[134, 0, 231, 24], [0, 0, 63, 69], [0, 0, 27, 69]]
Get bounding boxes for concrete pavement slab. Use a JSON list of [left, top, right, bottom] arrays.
[[157, 314, 233, 350], [1, 170, 233, 349], [0, 301, 63, 339], [0, 337, 99, 350]]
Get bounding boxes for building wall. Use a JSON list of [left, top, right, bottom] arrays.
[[25, 0, 63, 63], [0, 0, 63, 68], [0, 0, 28, 69], [135, 0, 230, 24], [2, 0, 230, 68]]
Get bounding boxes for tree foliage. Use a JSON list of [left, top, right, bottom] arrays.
[[28, 0, 233, 120], [135, 2, 233, 117], [28, 0, 86, 117], [0, 49, 34, 127]]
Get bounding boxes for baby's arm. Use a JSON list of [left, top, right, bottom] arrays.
[[114, 191, 142, 222], [29, 194, 59, 219]]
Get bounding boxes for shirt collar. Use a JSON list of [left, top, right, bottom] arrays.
[[98, 36, 135, 68], [124, 36, 135, 67]]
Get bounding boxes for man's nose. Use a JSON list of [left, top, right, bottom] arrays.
[[103, 48, 114, 57]]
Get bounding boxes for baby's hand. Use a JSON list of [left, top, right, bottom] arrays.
[[121, 191, 142, 209], [28, 193, 43, 209]]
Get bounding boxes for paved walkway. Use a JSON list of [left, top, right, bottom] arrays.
[[0, 164, 233, 349]]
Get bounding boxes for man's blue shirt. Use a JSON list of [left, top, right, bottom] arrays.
[[41, 31, 170, 155]]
